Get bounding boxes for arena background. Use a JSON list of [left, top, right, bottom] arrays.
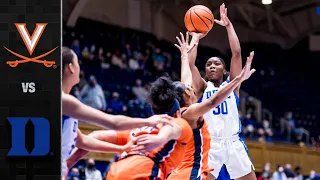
[[63, 0, 320, 179]]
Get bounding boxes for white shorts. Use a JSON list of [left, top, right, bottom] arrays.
[[209, 136, 254, 179]]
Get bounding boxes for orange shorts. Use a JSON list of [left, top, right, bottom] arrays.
[[167, 167, 208, 180], [106, 155, 164, 180]]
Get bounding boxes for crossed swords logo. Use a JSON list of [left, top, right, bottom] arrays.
[[4, 23, 58, 68]]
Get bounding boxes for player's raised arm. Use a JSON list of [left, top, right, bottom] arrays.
[[62, 93, 173, 130], [215, 3, 242, 96], [183, 52, 255, 120], [174, 32, 194, 86], [188, 32, 208, 99]]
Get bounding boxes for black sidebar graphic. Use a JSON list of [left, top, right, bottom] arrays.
[[0, 0, 61, 180]]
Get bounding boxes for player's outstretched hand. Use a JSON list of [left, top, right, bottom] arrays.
[[238, 51, 256, 81], [122, 139, 137, 152], [189, 31, 208, 41], [214, 3, 230, 27], [132, 134, 165, 153], [174, 32, 196, 55], [147, 114, 174, 127]]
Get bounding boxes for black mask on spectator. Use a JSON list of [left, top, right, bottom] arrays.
[[89, 81, 95, 87], [87, 163, 95, 169], [79, 168, 85, 177], [71, 172, 79, 178]]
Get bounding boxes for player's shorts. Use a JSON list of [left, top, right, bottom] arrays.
[[106, 155, 164, 180], [208, 135, 254, 179], [167, 167, 209, 180]]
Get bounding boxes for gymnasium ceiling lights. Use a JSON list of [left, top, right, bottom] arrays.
[[262, 0, 272, 5]]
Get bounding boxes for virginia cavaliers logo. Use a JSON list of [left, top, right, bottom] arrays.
[[4, 23, 58, 68]]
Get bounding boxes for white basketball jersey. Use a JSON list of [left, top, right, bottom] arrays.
[[62, 115, 78, 162], [200, 80, 241, 137]]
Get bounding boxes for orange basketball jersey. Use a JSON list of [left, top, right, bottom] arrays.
[[168, 111, 211, 180], [107, 118, 192, 180]]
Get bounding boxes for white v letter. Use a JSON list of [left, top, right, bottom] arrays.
[[15, 23, 47, 55]]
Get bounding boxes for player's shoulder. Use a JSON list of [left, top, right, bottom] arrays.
[[173, 118, 192, 131], [220, 79, 230, 86]]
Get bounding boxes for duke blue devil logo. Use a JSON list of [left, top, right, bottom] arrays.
[[8, 117, 50, 156]]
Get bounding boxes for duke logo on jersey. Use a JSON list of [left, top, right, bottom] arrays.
[[200, 80, 240, 137]]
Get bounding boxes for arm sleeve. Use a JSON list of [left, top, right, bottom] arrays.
[[115, 130, 130, 145], [173, 118, 193, 144]]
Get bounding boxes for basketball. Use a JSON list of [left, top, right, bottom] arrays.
[[184, 5, 214, 33]]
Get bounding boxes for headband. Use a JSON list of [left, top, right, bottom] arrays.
[[166, 99, 180, 116]]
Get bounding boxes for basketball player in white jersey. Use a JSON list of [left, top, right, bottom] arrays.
[[61, 47, 173, 179], [187, 4, 256, 180]]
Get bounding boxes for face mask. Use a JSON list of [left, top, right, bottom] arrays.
[[264, 165, 270, 171], [71, 173, 80, 178], [278, 167, 284, 172], [89, 81, 95, 87], [87, 164, 95, 169], [263, 122, 269, 128]]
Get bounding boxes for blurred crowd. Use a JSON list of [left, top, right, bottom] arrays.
[[67, 35, 319, 147], [68, 157, 320, 180], [257, 162, 320, 180]]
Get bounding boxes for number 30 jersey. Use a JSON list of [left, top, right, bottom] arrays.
[[200, 80, 241, 138]]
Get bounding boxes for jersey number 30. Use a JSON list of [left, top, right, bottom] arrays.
[[213, 101, 228, 115]]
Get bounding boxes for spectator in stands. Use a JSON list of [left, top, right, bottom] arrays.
[[72, 86, 82, 101], [78, 166, 86, 180], [132, 79, 148, 104], [132, 49, 145, 71], [107, 91, 126, 114], [152, 48, 165, 72], [258, 162, 271, 180], [71, 39, 81, 57], [80, 75, 106, 111], [111, 50, 126, 69], [280, 117, 286, 134], [121, 53, 128, 69], [284, 164, 295, 180], [283, 111, 297, 142], [243, 113, 255, 138], [128, 55, 139, 71], [294, 166, 303, 180], [85, 158, 103, 180], [97, 47, 105, 63], [307, 170, 320, 180], [78, 71, 87, 90], [101, 52, 112, 70], [245, 96, 256, 119], [69, 167, 80, 180], [263, 119, 273, 140], [124, 43, 133, 58], [286, 112, 295, 131], [272, 165, 287, 180], [82, 46, 89, 59]]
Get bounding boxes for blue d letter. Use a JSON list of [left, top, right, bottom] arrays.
[[8, 117, 50, 156]]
